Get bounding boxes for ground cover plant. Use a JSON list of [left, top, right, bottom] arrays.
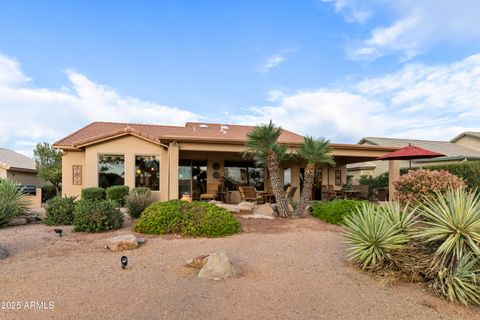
[[0, 179, 30, 226], [134, 200, 241, 237], [310, 200, 365, 225], [44, 196, 76, 225]]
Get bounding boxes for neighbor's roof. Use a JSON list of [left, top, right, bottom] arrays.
[[450, 131, 480, 143], [346, 162, 376, 170], [358, 136, 480, 160], [0, 148, 37, 171], [53, 121, 306, 149]]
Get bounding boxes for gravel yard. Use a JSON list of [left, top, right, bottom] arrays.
[[0, 215, 479, 320]]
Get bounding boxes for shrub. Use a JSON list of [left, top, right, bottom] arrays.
[[0, 179, 30, 226], [359, 172, 389, 200], [134, 200, 241, 237], [106, 185, 129, 205], [343, 202, 411, 269], [81, 187, 106, 201], [44, 196, 76, 225], [393, 169, 465, 204], [125, 187, 152, 218], [310, 200, 365, 225], [41, 185, 57, 202], [73, 200, 124, 232]]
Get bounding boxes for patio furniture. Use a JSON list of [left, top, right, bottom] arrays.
[[357, 185, 369, 200], [321, 185, 336, 201], [200, 183, 220, 201], [238, 186, 262, 203]]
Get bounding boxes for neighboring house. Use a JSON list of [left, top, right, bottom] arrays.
[[0, 148, 43, 186], [348, 136, 480, 180], [347, 162, 376, 182], [450, 131, 480, 151], [53, 122, 397, 202]]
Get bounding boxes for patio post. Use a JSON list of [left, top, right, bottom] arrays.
[[168, 141, 179, 200], [388, 160, 400, 201]]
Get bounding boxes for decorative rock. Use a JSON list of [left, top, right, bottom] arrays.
[[7, 217, 28, 226], [105, 234, 139, 251], [240, 214, 275, 220], [238, 201, 255, 212], [254, 204, 276, 217], [198, 252, 235, 280], [186, 254, 209, 269], [0, 246, 8, 260], [136, 237, 146, 245]]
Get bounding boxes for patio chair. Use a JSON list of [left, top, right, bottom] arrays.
[[357, 185, 369, 200], [238, 186, 262, 203], [200, 183, 220, 201], [285, 186, 297, 200], [321, 185, 335, 201]]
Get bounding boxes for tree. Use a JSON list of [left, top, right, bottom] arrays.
[[33, 142, 62, 195], [244, 121, 291, 217], [294, 136, 334, 216]]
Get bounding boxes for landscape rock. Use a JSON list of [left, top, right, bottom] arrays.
[[254, 204, 276, 217], [238, 202, 255, 212], [136, 237, 146, 245], [0, 246, 8, 260], [186, 254, 209, 269], [105, 234, 139, 251], [7, 217, 28, 226], [198, 252, 235, 280], [240, 214, 275, 220]]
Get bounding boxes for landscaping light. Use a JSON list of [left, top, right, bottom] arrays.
[[54, 228, 63, 237], [120, 256, 128, 269]]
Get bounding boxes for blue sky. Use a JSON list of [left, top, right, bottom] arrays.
[[1, 0, 480, 155]]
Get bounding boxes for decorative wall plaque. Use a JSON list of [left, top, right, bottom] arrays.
[[212, 162, 220, 170], [335, 169, 342, 186], [73, 165, 82, 185]]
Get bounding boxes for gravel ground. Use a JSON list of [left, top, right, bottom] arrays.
[[0, 215, 479, 320]]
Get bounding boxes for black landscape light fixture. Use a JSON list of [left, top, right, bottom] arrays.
[[120, 256, 128, 269], [54, 228, 63, 237]]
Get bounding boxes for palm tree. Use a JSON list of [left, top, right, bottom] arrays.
[[244, 121, 291, 217], [294, 136, 334, 216]]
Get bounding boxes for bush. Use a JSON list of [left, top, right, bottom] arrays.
[[73, 200, 124, 232], [81, 187, 106, 201], [310, 200, 365, 225], [126, 187, 152, 218], [41, 185, 57, 202], [0, 179, 29, 226], [393, 169, 465, 204], [134, 200, 241, 237], [44, 196, 76, 225], [359, 172, 388, 200], [106, 185, 129, 205]]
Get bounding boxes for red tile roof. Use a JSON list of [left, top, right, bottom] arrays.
[[53, 121, 305, 149]]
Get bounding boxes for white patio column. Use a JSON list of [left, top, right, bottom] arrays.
[[388, 160, 400, 201], [168, 141, 179, 200]]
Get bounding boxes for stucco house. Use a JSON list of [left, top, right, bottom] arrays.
[[0, 147, 42, 186], [450, 131, 480, 151], [53, 122, 397, 202]]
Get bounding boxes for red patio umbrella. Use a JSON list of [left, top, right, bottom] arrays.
[[376, 144, 444, 168]]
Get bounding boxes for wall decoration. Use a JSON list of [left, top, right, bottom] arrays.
[[335, 169, 342, 186], [212, 162, 220, 170], [73, 165, 82, 185], [212, 171, 221, 179]]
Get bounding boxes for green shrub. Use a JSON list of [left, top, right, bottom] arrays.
[[0, 179, 30, 226], [106, 185, 129, 205], [41, 185, 57, 202], [310, 200, 365, 225], [81, 187, 106, 201], [73, 200, 124, 232], [126, 187, 152, 218], [359, 172, 388, 200], [44, 196, 76, 225], [134, 200, 241, 237]]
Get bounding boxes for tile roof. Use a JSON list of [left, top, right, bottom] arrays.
[[54, 121, 305, 148], [0, 148, 37, 171], [359, 137, 480, 158]]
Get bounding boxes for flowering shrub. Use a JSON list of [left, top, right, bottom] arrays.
[[393, 169, 465, 204]]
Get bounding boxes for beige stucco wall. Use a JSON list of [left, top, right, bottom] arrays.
[[453, 135, 480, 151], [3, 169, 42, 186], [62, 150, 86, 198], [0, 167, 6, 179]]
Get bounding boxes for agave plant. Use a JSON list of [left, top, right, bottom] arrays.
[[380, 201, 417, 233], [434, 253, 480, 305], [343, 203, 410, 270], [0, 179, 30, 226], [417, 188, 480, 274]]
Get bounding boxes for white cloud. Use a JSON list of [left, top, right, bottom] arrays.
[[321, 0, 371, 24], [258, 54, 287, 73], [0, 54, 31, 86]]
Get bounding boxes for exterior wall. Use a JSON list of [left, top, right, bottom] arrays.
[[62, 150, 86, 198], [348, 168, 374, 183], [5, 169, 42, 186], [25, 187, 42, 209], [0, 167, 6, 179], [453, 135, 480, 151]]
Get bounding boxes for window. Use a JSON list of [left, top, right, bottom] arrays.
[[135, 156, 160, 190], [224, 161, 264, 191], [98, 155, 124, 188], [283, 168, 292, 186], [178, 160, 207, 199]]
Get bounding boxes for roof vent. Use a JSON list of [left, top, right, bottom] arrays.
[[220, 124, 230, 134], [199, 124, 209, 129]]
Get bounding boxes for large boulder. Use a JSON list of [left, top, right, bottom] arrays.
[[238, 202, 255, 212], [198, 252, 236, 280], [254, 204, 276, 217], [0, 246, 8, 260], [105, 234, 139, 251], [7, 217, 28, 226]]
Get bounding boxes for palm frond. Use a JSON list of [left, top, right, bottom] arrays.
[[297, 136, 335, 166]]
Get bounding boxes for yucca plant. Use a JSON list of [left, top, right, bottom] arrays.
[[380, 201, 417, 233], [0, 179, 30, 226], [417, 188, 480, 275], [343, 203, 410, 270], [433, 253, 480, 305]]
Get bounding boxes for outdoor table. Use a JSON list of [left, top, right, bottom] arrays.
[[342, 190, 360, 199]]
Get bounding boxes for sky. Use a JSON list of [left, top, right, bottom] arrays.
[[1, 0, 480, 156]]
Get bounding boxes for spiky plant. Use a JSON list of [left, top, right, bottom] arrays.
[[433, 253, 480, 305], [294, 136, 334, 217], [343, 203, 410, 270], [0, 179, 30, 226], [380, 201, 417, 233], [417, 188, 480, 275]]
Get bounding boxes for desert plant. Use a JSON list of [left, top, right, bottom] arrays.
[[343, 203, 410, 269], [0, 179, 30, 226], [125, 187, 152, 218], [106, 185, 129, 205], [81, 187, 106, 201], [394, 169, 465, 204], [33, 142, 62, 195], [380, 201, 417, 233], [44, 196, 76, 225], [134, 200, 241, 237], [73, 199, 124, 232], [311, 199, 365, 225]]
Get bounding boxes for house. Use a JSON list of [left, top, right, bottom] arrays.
[[0, 147, 42, 186], [348, 136, 480, 181], [53, 122, 398, 202]]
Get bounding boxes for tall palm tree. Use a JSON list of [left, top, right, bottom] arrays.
[[294, 136, 334, 216], [244, 121, 291, 217]]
